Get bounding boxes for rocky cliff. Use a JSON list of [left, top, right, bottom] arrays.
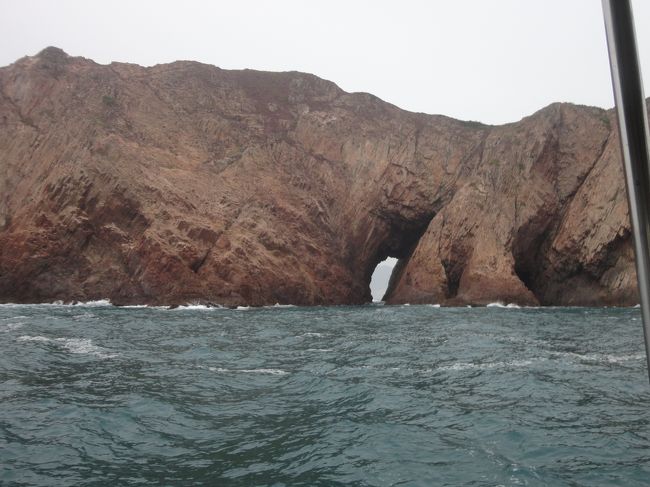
[[0, 47, 643, 306]]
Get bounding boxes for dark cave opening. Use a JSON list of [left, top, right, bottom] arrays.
[[364, 212, 435, 303], [512, 225, 551, 304]]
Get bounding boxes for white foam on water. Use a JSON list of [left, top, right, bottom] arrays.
[[173, 304, 224, 310], [241, 368, 288, 375], [270, 303, 296, 308], [236, 306, 251, 310], [176, 304, 210, 310], [18, 335, 51, 342], [435, 350, 646, 371], [1, 300, 112, 308], [115, 304, 176, 309], [428, 304, 441, 308], [305, 348, 333, 352], [403, 303, 410, 306], [207, 366, 288, 376], [1, 322, 24, 332], [486, 302, 521, 308], [55, 338, 118, 358], [301, 332, 324, 338], [438, 359, 536, 372], [75, 300, 112, 307], [553, 351, 645, 364], [17, 335, 118, 358], [0, 303, 49, 308]]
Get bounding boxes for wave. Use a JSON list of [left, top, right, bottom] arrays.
[[0, 299, 112, 308], [300, 332, 324, 338], [17, 335, 118, 358], [486, 302, 521, 308], [174, 305, 211, 310], [551, 351, 645, 364], [207, 367, 288, 376], [0, 302, 54, 308], [17, 335, 51, 343], [172, 304, 225, 310], [50, 299, 113, 307], [0, 322, 25, 332], [437, 351, 646, 373], [75, 300, 112, 307], [175, 303, 294, 310], [57, 338, 119, 358], [437, 359, 535, 371]]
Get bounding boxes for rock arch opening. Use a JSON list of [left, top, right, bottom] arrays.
[[369, 257, 398, 301], [362, 211, 436, 303]]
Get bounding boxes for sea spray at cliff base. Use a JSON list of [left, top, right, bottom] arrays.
[[1, 304, 649, 485]]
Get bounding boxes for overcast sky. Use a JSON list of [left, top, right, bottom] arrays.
[[1, 0, 649, 125]]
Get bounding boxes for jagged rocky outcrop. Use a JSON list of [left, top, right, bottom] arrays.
[[0, 47, 644, 306]]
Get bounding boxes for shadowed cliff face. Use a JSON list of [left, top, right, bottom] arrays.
[[0, 47, 643, 306]]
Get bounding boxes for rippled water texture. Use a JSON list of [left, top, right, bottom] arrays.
[[1, 304, 650, 486]]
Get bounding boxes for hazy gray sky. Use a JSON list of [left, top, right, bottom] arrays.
[[1, 0, 649, 125]]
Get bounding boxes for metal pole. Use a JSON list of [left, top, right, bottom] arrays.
[[602, 0, 650, 381]]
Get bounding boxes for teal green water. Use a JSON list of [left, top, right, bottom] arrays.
[[1, 303, 649, 486]]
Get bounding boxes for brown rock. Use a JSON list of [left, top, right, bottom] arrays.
[[0, 47, 644, 306]]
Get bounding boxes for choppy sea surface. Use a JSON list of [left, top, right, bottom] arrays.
[[1, 303, 650, 486]]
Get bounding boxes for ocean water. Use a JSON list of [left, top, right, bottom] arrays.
[[1, 303, 650, 486]]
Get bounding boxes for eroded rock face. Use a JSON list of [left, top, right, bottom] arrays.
[[0, 47, 643, 306], [386, 104, 641, 306]]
